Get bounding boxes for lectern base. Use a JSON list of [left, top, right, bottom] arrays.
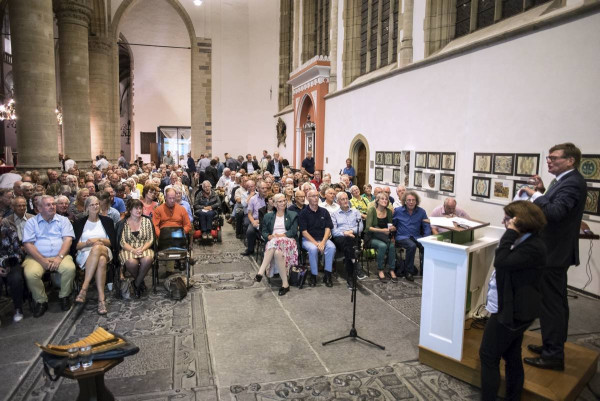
[[419, 326, 598, 401]]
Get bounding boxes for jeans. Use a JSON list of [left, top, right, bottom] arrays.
[[369, 238, 395, 270], [302, 238, 336, 275], [479, 314, 531, 401], [196, 210, 216, 232], [395, 238, 421, 275]]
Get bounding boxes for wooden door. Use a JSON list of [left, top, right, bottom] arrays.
[[356, 143, 367, 189]]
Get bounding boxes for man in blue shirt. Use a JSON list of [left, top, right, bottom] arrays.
[[342, 158, 356, 185], [331, 192, 365, 288], [22, 195, 76, 317], [392, 191, 431, 281], [299, 189, 336, 287], [106, 186, 126, 214]]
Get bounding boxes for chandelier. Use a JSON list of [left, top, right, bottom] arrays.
[[0, 99, 16, 121], [55, 107, 63, 125]]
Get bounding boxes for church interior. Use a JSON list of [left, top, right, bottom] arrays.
[[0, 0, 599, 400]]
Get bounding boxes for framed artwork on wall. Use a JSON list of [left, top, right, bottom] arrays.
[[515, 154, 540, 177], [427, 152, 441, 169], [393, 152, 402, 166], [472, 177, 491, 198], [375, 152, 384, 165], [491, 178, 512, 203], [493, 153, 515, 175], [585, 187, 600, 216], [414, 170, 423, 187], [440, 173, 455, 193], [415, 152, 427, 168], [579, 154, 600, 182], [512, 180, 535, 198], [375, 167, 384, 182], [305, 132, 314, 155], [423, 172, 438, 190], [392, 168, 402, 184], [384, 152, 394, 166], [441, 152, 456, 171], [473, 153, 493, 174]]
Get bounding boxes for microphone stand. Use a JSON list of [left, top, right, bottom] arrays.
[[322, 217, 385, 350]]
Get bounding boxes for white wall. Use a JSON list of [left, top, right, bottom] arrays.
[[118, 0, 191, 157], [323, 12, 600, 295]]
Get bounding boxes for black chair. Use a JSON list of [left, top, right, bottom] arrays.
[[154, 227, 193, 290]]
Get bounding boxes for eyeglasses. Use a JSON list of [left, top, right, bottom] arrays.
[[502, 216, 511, 224], [546, 156, 567, 162]]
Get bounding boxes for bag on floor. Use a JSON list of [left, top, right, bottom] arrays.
[[120, 278, 134, 300], [164, 275, 188, 300], [288, 266, 307, 289]]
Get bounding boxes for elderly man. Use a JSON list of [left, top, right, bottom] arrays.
[[85, 180, 96, 195], [310, 170, 322, 190], [241, 154, 259, 174], [288, 190, 306, 214], [519, 143, 586, 371], [392, 185, 406, 209], [22, 195, 76, 317], [194, 181, 220, 239], [4, 196, 34, 241], [163, 150, 175, 166], [105, 185, 126, 214], [55, 195, 71, 218], [299, 189, 336, 287], [0, 188, 14, 217], [172, 185, 193, 224], [331, 192, 366, 288], [152, 187, 192, 237], [392, 191, 431, 281], [319, 187, 340, 214], [241, 181, 267, 256], [267, 151, 284, 181], [21, 182, 36, 215], [301, 151, 315, 177], [216, 167, 233, 190], [430, 197, 470, 234]]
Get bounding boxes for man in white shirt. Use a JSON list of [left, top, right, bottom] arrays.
[[319, 187, 340, 214], [3, 196, 33, 240], [392, 185, 406, 209]]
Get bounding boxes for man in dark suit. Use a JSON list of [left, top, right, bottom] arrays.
[[240, 154, 259, 174], [267, 151, 284, 181], [519, 142, 586, 371]]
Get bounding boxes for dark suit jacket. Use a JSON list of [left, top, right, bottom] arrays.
[[241, 160, 260, 172], [260, 210, 298, 242], [494, 229, 546, 326], [267, 159, 284, 177], [533, 169, 586, 267], [71, 215, 118, 257]]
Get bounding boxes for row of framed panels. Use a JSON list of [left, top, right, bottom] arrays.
[[473, 153, 540, 176], [374, 151, 411, 166]]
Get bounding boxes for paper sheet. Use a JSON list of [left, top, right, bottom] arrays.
[[429, 217, 456, 228]]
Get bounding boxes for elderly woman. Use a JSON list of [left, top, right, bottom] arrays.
[[479, 201, 547, 401], [0, 215, 26, 322], [254, 193, 298, 296], [68, 188, 90, 222], [283, 184, 294, 207], [72, 196, 117, 315], [193, 180, 220, 239], [362, 184, 374, 202], [116, 199, 155, 298], [141, 183, 159, 217], [349, 185, 369, 219], [365, 192, 397, 282]]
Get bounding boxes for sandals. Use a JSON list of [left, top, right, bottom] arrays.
[[97, 300, 108, 315], [75, 288, 87, 304]]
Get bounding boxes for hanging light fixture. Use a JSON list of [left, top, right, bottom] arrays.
[[55, 107, 63, 125], [193, 0, 202, 6]]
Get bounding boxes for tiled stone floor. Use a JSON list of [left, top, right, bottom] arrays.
[[1, 224, 599, 401]]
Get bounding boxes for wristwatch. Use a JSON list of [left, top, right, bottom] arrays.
[[58, 254, 64, 259]]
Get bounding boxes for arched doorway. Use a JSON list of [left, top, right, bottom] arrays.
[[349, 134, 370, 190]]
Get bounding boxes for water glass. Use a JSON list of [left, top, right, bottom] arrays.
[[79, 345, 93, 369], [67, 347, 80, 372]]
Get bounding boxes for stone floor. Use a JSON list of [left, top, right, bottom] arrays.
[[1, 224, 599, 401]]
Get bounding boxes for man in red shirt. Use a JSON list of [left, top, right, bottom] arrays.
[[152, 188, 191, 237]]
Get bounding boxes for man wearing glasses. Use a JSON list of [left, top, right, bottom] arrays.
[[518, 142, 586, 371]]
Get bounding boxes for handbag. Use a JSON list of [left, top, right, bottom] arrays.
[[120, 278, 134, 300], [288, 266, 307, 289]]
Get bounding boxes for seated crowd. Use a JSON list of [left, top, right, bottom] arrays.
[[0, 150, 467, 325]]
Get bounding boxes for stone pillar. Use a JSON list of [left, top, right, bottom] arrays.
[[191, 38, 212, 158], [89, 36, 114, 161], [329, 0, 338, 92], [55, 0, 93, 165], [399, 0, 414, 67], [8, 0, 60, 170]]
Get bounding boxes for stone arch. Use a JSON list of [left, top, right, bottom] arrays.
[[348, 134, 370, 189]]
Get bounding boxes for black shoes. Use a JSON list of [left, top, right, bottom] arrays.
[[254, 274, 263, 282], [60, 296, 72, 311], [527, 344, 543, 355], [324, 272, 333, 287], [404, 272, 414, 282], [278, 286, 290, 296], [378, 272, 388, 282], [309, 274, 317, 287], [523, 357, 564, 371], [33, 302, 48, 318], [241, 250, 254, 256], [347, 280, 355, 290]]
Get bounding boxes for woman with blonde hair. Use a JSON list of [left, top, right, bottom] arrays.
[[68, 188, 90, 221]]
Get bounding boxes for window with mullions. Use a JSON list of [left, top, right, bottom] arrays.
[[358, 0, 399, 75], [455, 0, 472, 39], [302, 0, 330, 62]]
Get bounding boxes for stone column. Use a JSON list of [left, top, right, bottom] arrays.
[[55, 0, 93, 165], [191, 38, 212, 158], [89, 36, 114, 161], [8, 0, 60, 170], [399, 0, 414, 67], [328, 0, 338, 93]]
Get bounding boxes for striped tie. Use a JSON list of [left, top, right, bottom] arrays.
[[544, 178, 557, 194]]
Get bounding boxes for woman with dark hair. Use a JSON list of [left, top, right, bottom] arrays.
[[72, 196, 117, 315], [116, 199, 155, 298], [365, 192, 397, 282], [141, 183, 158, 218], [479, 200, 547, 401]]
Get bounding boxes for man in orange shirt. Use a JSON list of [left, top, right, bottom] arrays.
[[152, 187, 192, 237]]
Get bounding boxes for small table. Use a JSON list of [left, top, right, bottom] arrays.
[[62, 358, 123, 401]]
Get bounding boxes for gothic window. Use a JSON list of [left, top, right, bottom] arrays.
[[358, 0, 398, 75], [302, 0, 330, 62], [278, 0, 293, 110], [455, 0, 472, 39]]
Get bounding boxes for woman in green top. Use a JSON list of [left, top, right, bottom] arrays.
[[365, 193, 397, 282], [362, 184, 374, 202], [349, 185, 369, 219]]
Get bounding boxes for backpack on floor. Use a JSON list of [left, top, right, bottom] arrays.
[[164, 275, 188, 300], [288, 266, 307, 289]]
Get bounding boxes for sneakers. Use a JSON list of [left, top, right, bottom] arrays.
[[356, 270, 367, 280], [13, 308, 24, 322], [346, 280, 355, 290]]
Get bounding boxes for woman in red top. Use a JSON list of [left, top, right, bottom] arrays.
[[141, 183, 158, 218]]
